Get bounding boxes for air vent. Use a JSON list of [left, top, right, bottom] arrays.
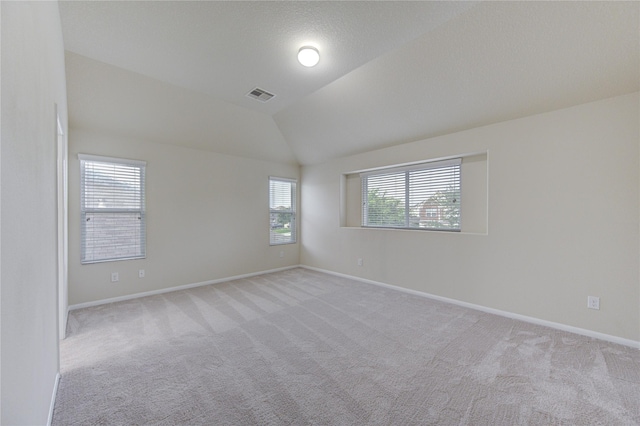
[[246, 87, 275, 102]]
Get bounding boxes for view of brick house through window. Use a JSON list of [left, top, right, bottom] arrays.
[[361, 158, 461, 231], [79, 154, 147, 263]]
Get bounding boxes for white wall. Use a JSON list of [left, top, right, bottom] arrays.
[[1, 2, 68, 424], [68, 129, 299, 305], [301, 92, 640, 342]]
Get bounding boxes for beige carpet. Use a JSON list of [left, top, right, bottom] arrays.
[[53, 268, 640, 425]]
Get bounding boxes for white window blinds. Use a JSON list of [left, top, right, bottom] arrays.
[[362, 158, 461, 231], [79, 154, 146, 263], [269, 177, 296, 245]]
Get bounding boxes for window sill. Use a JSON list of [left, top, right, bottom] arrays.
[[339, 226, 487, 236], [270, 241, 298, 246]]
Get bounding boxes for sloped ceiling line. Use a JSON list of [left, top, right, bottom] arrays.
[[60, 1, 640, 166]]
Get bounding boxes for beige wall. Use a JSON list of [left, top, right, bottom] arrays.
[[301, 92, 640, 342], [68, 129, 299, 305], [1, 2, 68, 424]]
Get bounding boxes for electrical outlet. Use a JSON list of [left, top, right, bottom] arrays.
[[587, 296, 600, 310], [111, 272, 119, 282], [279, 251, 284, 258], [139, 269, 145, 278], [357, 258, 363, 266]]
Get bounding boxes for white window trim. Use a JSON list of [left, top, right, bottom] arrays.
[[79, 154, 147, 264], [361, 158, 461, 231], [78, 154, 146, 167], [360, 158, 461, 178], [269, 176, 297, 246]]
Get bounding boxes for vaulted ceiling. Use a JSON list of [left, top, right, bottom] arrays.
[[60, 1, 640, 166]]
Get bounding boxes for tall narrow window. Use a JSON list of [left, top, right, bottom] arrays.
[[269, 177, 297, 245], [79, 154, 146, 263], [362, 158, 461, 231]]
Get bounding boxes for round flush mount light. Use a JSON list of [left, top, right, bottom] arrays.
[[298, 46, 320, 67]]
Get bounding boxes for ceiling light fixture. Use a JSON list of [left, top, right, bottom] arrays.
[[298, 46, 320, 67]]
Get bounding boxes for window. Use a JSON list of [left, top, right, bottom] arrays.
[[79, 154, 146, 263], [362, 158, 461, 231], [269, 177, 296, 245]]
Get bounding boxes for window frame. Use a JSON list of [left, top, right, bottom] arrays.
[[79, 154, 147, 264], [361, 158, 461, 231], [269, 176, 297, 245]]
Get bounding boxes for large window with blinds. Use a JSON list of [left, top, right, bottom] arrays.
[[361, 158, 461, 231], [269, 177, 297, 245], [79, 154, 146, 263]]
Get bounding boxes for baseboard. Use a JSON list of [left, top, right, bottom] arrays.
[[67, 264, 639, 349], [69, 265, 300, 311], [47, 372, 60, 426], [300, 265, 640, 350]]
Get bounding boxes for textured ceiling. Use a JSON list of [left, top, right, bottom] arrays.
[[60, 1, 475, 115], [60, 1, 640, 165]]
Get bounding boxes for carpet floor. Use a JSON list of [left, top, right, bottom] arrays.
[[53, 268, 640, 425]]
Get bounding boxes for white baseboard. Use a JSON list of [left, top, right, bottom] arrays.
[[300, 265, 640, 350], [47, 372, 60, 426], [67, 263, 639, 349], [69, 265, 300, 311]]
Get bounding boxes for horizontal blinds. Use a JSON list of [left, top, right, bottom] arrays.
[[362, 170, 406, 227], [362, 158, 461, 231], [82, 161, 145, 210], [269, 177, 296, 245], [80, 155, 146, 263], [270, 178, 295, 210]]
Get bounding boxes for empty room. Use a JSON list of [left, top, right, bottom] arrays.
[[2, 1, 639, 425]]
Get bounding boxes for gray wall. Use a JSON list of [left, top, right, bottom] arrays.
[[1, 2, 68, 424]]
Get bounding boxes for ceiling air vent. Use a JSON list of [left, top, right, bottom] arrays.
[[246, 87, 275, 102]]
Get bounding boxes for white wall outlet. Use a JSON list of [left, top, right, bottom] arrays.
[[357, 258, 363, 266], [139, 269, 145, 278], [587, 296, 600, 310], [279, 251, 284, 258], [111, 272, 119, 282]]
